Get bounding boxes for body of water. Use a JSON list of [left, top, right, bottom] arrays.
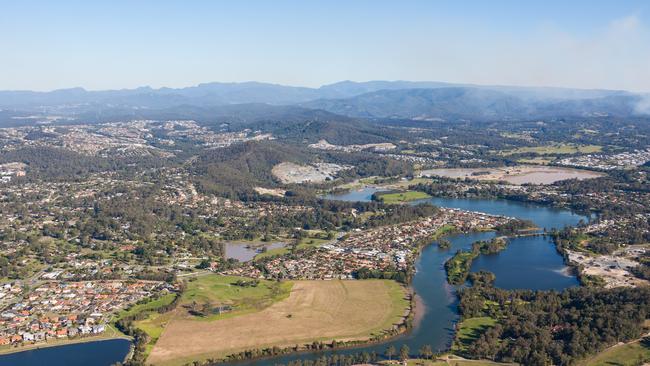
[[322, 187, 388, 202], [232, 189, 583, 365], [0, 338, 131, 366], [224, 242, 287, 262], [3, 189, 583, 366]]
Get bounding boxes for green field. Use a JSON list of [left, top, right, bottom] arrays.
[[378, 191, 432, 204], [580, 339, 650, 366], [453, 317, 498, 353], [501, 143, 602, 156], [432, 224, 457, 240], [182, 275, 293, 320], [131, 275, 293, 357], [297, 236, 330, 250], [253, 246, 290, 260], [117, 292, 177, 320]]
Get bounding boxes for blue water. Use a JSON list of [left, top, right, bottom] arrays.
[[0, 338, 131, 366], [2, 189, 583, 366], [223, 190, 583, 366], [322, 187, 388, 202]]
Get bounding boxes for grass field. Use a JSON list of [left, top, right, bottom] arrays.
[[452, 317, 498, 353], [500, 143, 602, 156], [118, 293, 177, 320], [148, 279, 409, 366], [579, 339, 650, 366], [182, 275, 293, 320], [296, 236, 330, 250], [253, 246, 290, 260], [378, 191, 431, 204]]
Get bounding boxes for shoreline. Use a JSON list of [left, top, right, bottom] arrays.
[[0, 334, 132, 357]]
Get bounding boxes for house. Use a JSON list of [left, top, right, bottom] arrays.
[[0, 337, 9, 345], [56, 329, 67, 338], [22, 332, 35, 341], [92, 325, 105, 334]]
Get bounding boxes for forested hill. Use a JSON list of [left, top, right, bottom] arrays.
[[1, 81, 647, 128], [301, 87, 644, 121]]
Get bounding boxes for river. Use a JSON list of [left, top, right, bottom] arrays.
[[1, 188, 583, 366], [229, 189, 582, 366]]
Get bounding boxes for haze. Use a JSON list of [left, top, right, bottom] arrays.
[[1, 0, 650, 92]]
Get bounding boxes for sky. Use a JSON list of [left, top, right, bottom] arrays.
[[1, 0, 650, 92]]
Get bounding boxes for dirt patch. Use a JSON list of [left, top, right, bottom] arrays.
[[421, 165, 603, 185], [272, 162, 351, 184], [567, 246, 649, 288]]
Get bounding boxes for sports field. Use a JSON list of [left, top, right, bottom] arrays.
[[147, 279, 409, 365]]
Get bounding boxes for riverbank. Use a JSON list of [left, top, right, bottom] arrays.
[[0, 325, 130, 356]]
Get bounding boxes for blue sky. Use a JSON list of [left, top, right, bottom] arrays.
[[1, 0, 649, 91]]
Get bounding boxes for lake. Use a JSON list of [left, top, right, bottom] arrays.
[[0, 338, 131, 366], [322, 187, 389, 202], [224, 242, 287, 262], [2, 189, 583, 366], [229, 189, 582, 365]]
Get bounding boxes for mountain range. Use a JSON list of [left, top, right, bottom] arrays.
[[0, 81, 648, 125]]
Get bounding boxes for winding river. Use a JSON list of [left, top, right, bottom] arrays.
[[1, 187, 584, 365], [232, 188, 583, 366]]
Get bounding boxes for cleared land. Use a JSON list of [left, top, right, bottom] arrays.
[[566, 245, 650, 288], [272, 162, 350, 184], [500, 143, 602, 156], [132, 275, 292, 358], [421, 165, 603, 185], [148, 279, 409, 365]]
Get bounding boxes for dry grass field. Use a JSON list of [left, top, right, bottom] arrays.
[[147, 279, 409, 365]]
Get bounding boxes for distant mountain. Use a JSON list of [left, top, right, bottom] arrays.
[[0, 80, 634, 108], [301, 87, 644, 121], [0, 81, 646, 124]]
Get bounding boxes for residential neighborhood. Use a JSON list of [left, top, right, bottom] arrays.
[[0, 280, 168, 347]]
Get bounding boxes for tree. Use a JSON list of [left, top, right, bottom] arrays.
[[385, 345, 396, 360], [399, 344, 410, 362], [419, 344, 433, 360]]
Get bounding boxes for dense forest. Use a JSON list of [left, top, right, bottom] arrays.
[[458, 285, 650, 365]]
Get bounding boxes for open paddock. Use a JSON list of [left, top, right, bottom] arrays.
[[147, 279, 409, 365]]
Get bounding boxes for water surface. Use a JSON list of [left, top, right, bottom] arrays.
[[224, 242, 287, 262], [0, 338, 131, 366], [227, 191, 583, 365]]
